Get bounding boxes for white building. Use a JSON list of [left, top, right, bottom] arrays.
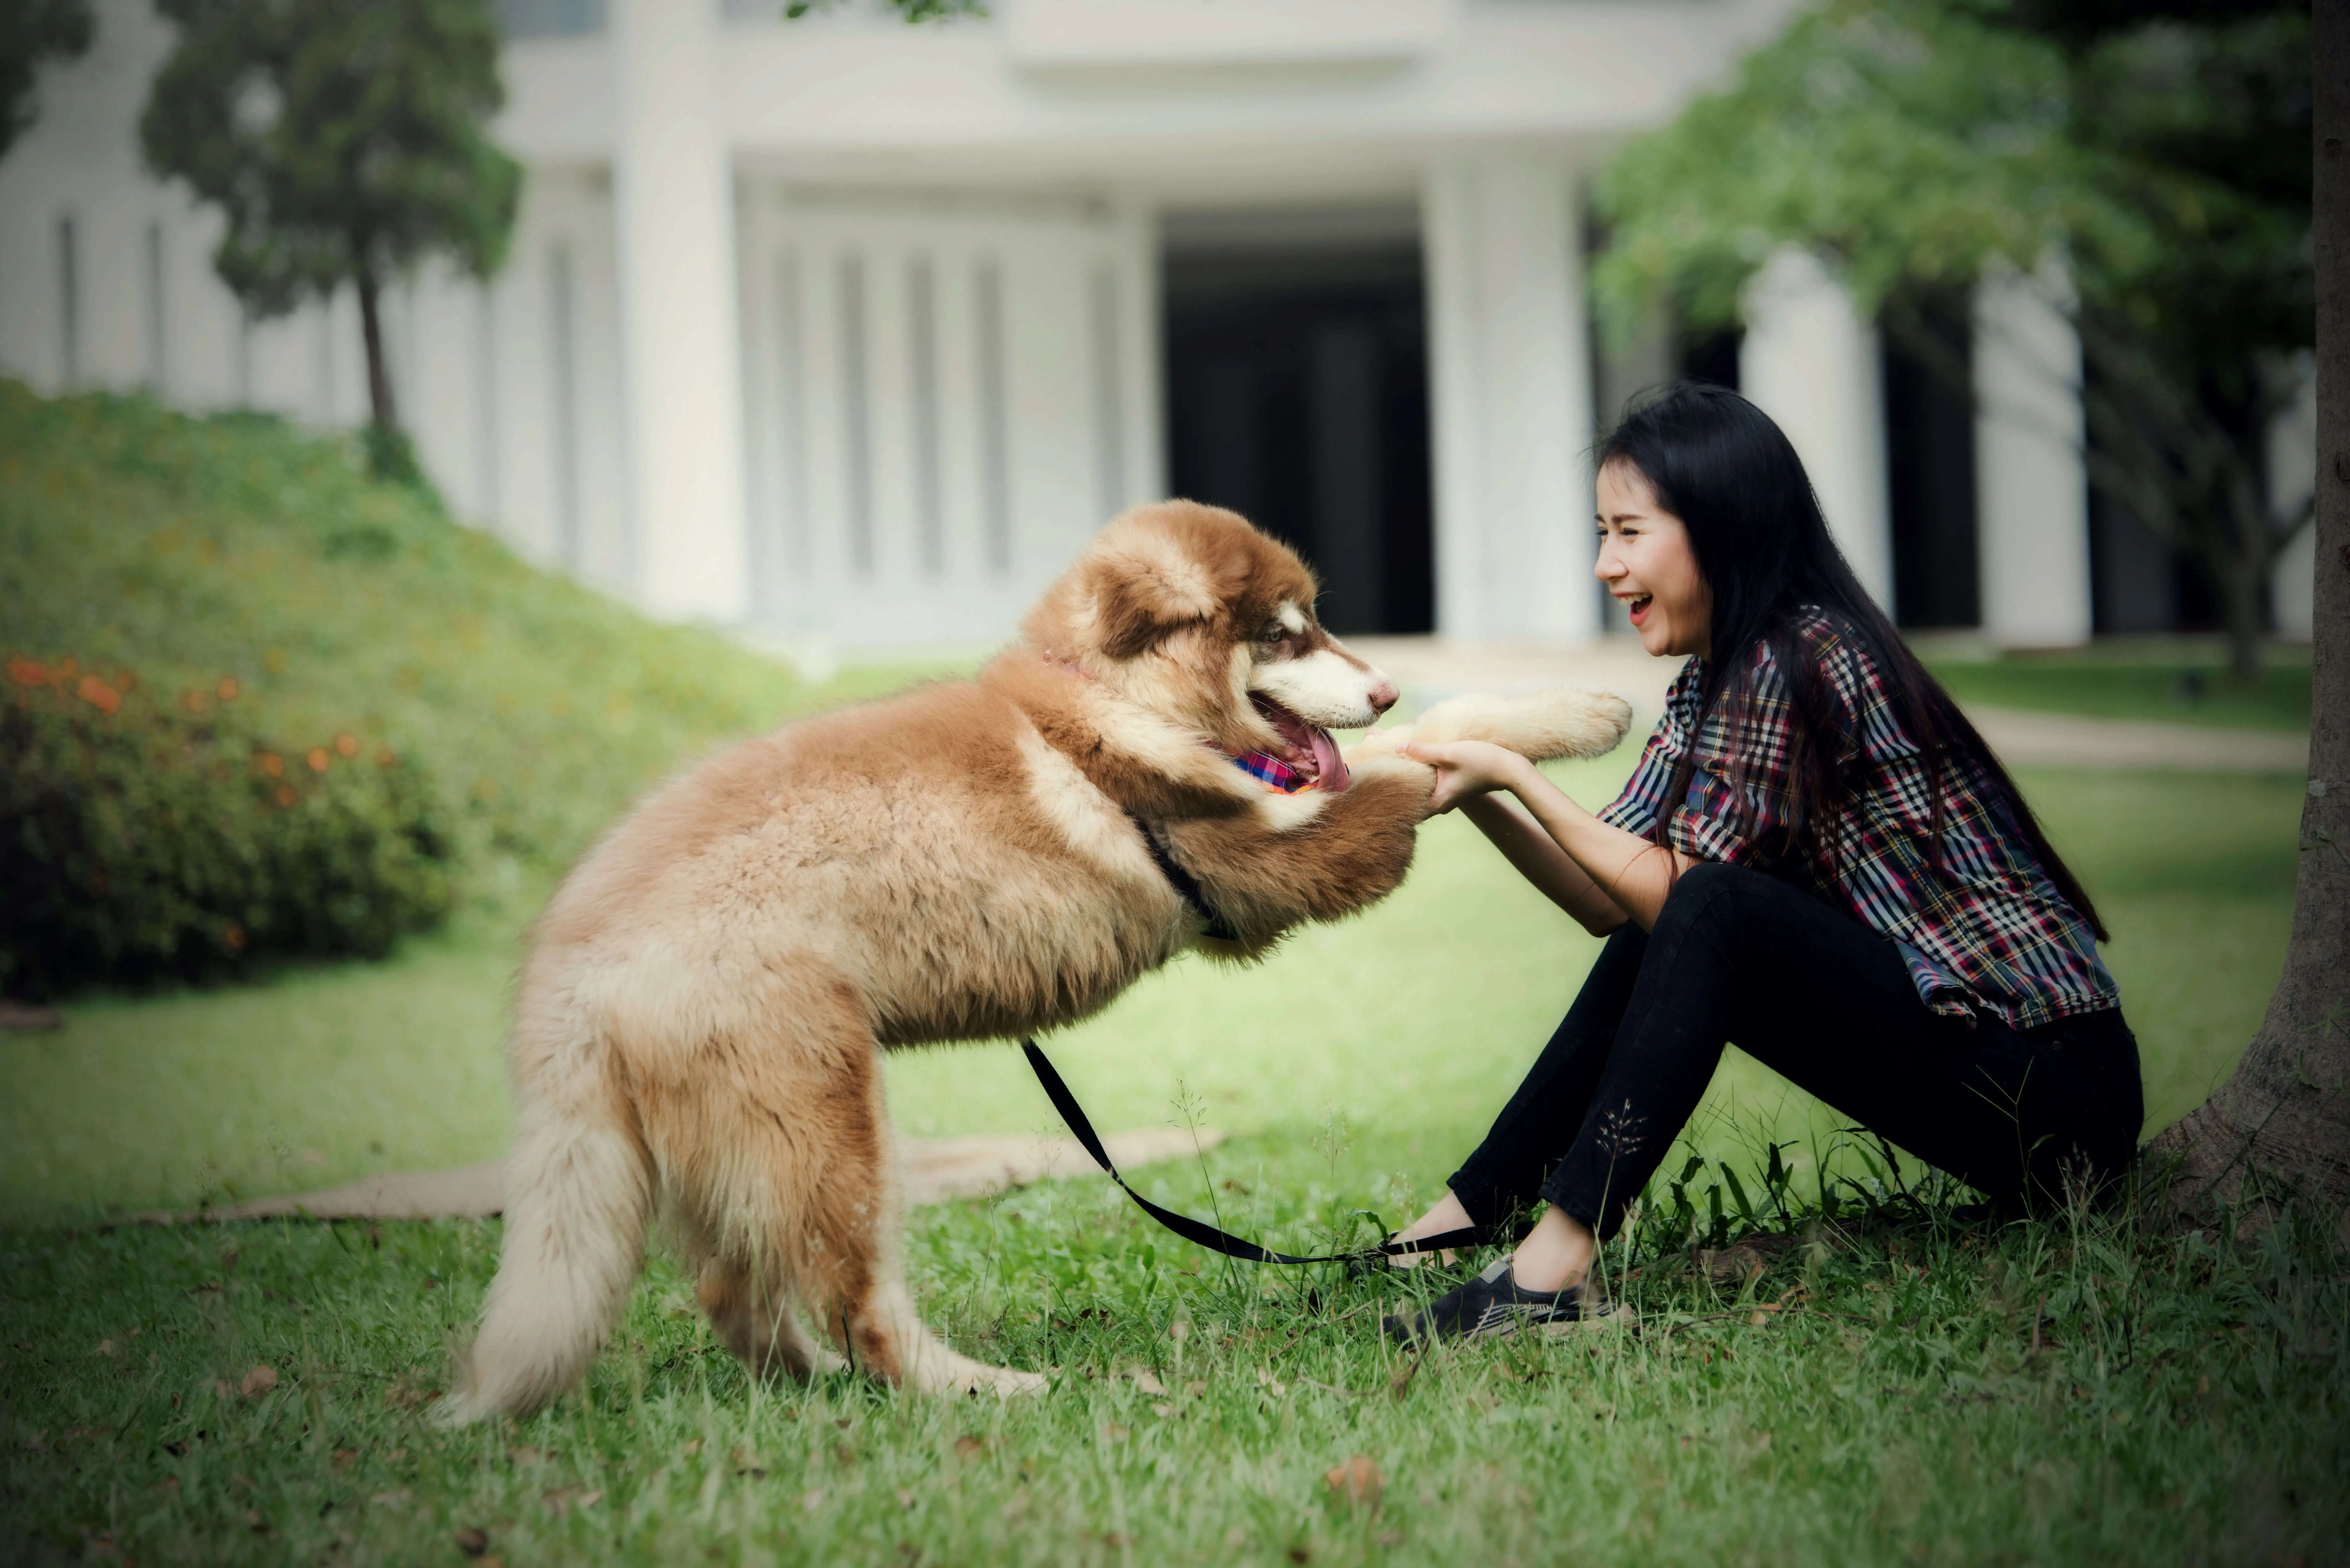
[[0, 0, 2315, 652]]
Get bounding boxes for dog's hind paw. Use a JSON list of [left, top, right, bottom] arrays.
[[958, 1364, 1050, 1398], [1407, 688, 1634, 762]]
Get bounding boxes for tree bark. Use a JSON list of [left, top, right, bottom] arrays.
[[356, 269, 398, 435], [2143, 0, 2349, 1213]]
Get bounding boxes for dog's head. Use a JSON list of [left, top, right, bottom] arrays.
[[1024, 501, 1399, 788]]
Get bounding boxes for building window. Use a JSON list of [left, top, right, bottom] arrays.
[[1089, 260, 1126, 525], [548, 239, 583, 570], [497, 0, 604, 40], [838, 253, 874, 576], [57, 214, 79, 388], [144, 221, 168, 393], [907, 253, 944, 576]]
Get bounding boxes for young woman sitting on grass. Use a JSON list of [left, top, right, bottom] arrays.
[[1385, 382, 2144, 1347]]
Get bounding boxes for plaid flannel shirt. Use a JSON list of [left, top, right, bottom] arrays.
[[1598, 615, 2118, 1030]]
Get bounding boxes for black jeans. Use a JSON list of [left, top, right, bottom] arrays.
[[1448, 862, 2145, 1238]]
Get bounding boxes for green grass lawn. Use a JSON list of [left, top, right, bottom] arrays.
[[3, 745, 2332, 1566], [1921, 640, 2314, 732]]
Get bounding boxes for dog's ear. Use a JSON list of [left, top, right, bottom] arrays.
[[1090, 544, 1221, 660]]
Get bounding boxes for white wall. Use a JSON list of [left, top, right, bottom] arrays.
[[1422, 150, 1598, 641], [1739, 247, 1893, 611], [737, 190, 1153, 649]]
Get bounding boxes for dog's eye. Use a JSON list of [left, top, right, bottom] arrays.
[[1256, 622, 1285, 646]]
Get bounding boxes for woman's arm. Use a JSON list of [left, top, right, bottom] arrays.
[[1458, 795, 1629, 937], [1411, 740, 1702, 933]]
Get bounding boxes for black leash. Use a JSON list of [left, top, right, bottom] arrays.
[[1020, 1038, 1492, 1265]]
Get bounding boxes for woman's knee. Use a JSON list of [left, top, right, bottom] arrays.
[[1652, 859, 1761, 938]]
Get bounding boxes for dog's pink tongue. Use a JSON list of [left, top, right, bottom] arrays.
[[1308, 725, 1350, 793]]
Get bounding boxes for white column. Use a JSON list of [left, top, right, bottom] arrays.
[[612, 0, 749, 622], [1421, 150, 1598, 641], [1739, 247, 1893, 609], [2268, 352, 2317, 640], [1972, 266, 2092, 646]]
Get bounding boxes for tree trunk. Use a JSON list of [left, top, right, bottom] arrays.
[[356, 270, 398, 435], [2143, 0, 2349, 1214]]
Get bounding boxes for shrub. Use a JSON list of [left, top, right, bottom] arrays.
[[0, 652, 454, 996]]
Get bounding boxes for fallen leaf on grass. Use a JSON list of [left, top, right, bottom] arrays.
[[239, 1365, 278, 1399], [543, 1488, 602, 1516], [330, 1449, 359, 1471], [509, 1446, 546, 1468], [732, 1447, 767, 1478], [952, 1435, 989, 1462], [1151, 1402, 1175, 1418], [96, 1340, 119, 1359], [1183, 1379, 1208, 1398], [801, 1488, 828, 1514], [1255, 1368, 1287, 1397], [895, 1489, 919, 1510], [1323, 1453, 1383, 1510], [455, 1525, 490, 1556], [1126, 1367, 1169, 1396]]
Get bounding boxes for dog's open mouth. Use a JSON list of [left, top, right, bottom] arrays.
[[1249, 695, 1351, 793]]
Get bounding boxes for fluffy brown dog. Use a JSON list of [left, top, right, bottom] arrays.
[[440, 501, 1631, 1422]]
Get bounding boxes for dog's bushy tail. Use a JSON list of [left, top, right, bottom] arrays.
[[436, 1084, 652, 1426]]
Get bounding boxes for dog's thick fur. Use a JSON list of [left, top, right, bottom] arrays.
[[440, 501, 1631, 1422]]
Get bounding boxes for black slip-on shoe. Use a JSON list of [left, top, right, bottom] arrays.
[[1382, 1258, 1610, 1348]]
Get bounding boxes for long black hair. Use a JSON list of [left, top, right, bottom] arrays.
[[1598, 381, 2107, 941]]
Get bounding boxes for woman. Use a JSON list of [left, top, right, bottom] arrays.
[[1384, 382, 2143, 1347]]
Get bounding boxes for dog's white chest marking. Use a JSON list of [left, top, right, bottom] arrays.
[[1014, 723, 1161, 886]]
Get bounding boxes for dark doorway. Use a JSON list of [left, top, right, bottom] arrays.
[[1163, 215, 1433, 634], [1881, 293, 1981, 630]]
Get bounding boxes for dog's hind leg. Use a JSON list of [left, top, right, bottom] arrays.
[[794, 1070, 1048, 1398], [664, 974, 1044, 1399], [696, 1258, 843, 1383]]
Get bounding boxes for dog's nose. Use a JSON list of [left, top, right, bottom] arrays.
[[1368, 679, 1400, 716]]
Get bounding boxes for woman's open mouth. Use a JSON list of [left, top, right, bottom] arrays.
[[1625, 594, 1654, 628], [1250, 695, 1350, 792]]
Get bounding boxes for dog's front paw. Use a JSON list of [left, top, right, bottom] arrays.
[[1410, 689, 1634, 762], [960, 1364, 1050, 1398]]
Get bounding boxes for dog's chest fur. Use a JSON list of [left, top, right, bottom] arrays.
[[538, 679, 1196, 1055]]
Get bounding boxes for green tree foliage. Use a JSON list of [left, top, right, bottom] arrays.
[[0, 0, 94, 159], [1594, 0, 2312, 677], [137, 0, 520, 477]]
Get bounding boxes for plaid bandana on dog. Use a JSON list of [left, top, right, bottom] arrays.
[[1229, 749, 1313, 794]]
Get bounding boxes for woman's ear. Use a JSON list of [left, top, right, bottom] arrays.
[[1089, 547, 1220, 660]]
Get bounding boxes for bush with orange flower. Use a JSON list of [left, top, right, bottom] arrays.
[[1, 652, 453, 995]]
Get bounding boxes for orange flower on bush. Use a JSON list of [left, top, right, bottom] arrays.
[[307, 748, 330, 773], [335, 733, 359, 758], [181, 690, 208, 714], [257, 751, 284, 778], [276, 784, 297, 807], [8, 655, 47, 686], [222, 923, 247, 951], [216, 676, 239, 701], [77, 675, 122, 715]]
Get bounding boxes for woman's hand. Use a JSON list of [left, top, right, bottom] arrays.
[[1404, 738, 1532, 815]]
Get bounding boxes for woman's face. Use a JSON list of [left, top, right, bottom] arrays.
[[1595, 459, 1713, 659]]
